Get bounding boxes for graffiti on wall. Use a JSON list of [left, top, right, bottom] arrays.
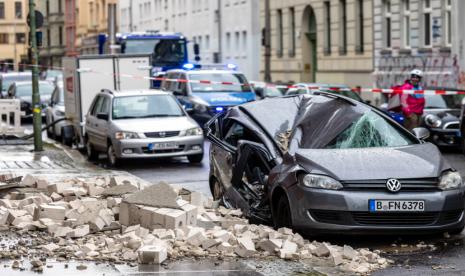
[[375, 53, 465, 89]]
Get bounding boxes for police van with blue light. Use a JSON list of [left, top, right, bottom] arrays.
[[160, 64, 256, 125]]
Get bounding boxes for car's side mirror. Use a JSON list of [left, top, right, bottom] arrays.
[[172, 91, 183, 97], [412, 127, 430, 140], [96, 113, 109, 121]]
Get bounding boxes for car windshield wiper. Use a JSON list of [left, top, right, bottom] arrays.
[[138, 114, 184, 118], [425, 106, 446, 109], [114, 116, 140, 119]]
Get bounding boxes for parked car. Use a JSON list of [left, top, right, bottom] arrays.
[[85, 90, 204, 166], [0, 72, 31, 98], [205, 92, 464, 235], [161, 69, 256, 125], [381, 88, 464, 147], [286, 83, 364, 102], [250, 81, 283, 100], [45, 81, 69, 140], [420, 90, 464, 148], [6, 81, 55, 118]]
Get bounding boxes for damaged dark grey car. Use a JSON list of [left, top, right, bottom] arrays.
[[205, 93, 465, 235]]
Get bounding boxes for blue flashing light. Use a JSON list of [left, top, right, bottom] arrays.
[[226, 63, 237, 70], [183, 63, 195, 70], [215, 107, 224, 112]]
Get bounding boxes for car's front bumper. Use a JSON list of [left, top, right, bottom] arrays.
[[428, 128, 461, 147], [287, 184, 465, 235], [112, 135, 204, 159]]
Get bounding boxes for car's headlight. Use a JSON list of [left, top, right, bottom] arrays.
[[54, 110, 65, 117], [182, 127, 203, 136], [425, 114, 442, 128], [439, 171, 463, 190], [301, 174, 343, 190], [115, 131, 140, 140]]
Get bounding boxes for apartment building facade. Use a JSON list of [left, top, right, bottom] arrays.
[[262, 0, 374, 89], [0, 0, 28, 70], [119, 0, 261, 80]]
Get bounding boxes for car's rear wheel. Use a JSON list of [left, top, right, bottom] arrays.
[[188, 153, 203, 164], [274, 195, 292, 229], [107, 143, 120, 167], [86, 138, 98, 161]]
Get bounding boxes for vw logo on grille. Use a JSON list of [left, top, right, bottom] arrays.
[[386, 179, 402, 193], [158, 132, 166, 137]]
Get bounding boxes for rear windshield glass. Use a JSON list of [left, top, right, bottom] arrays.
[[189, 73, 251, 93], [324, 111, 416, 149], [2, 75, 32, 91], [112, 94, 184, 119], [16, 83, 54, 97]]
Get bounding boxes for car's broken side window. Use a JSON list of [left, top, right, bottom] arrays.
[[325, 111, 416, 149]]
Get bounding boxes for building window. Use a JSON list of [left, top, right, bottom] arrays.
[[339, 0, 347, 55], [58, 0, 62, 14], [402, 0, 411, 48], [226, 32, 231, 53], [15, 33, 25, 44], [59, 26, 63, 46], [276, 9, 283, 57], [206, 35, 210, 49], [355, 0, 364, 53], [444, 0, 452, 46], [0, 2, 4, 19], [324, 1, 331, 55], [423, 0, 432, 47], [0, 33, 8, 44], [242, 31, 247, 52], [383, 0, 392, 48], [289, 7, 295, 57], [15, 2, 22, 18]]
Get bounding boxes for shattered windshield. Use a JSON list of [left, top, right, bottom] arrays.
[[123, 39, 186, 65], [324, 111, 416, 149]]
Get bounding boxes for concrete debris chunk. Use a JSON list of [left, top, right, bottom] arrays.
[[0, 206, 10, 225], [165, 209, 186, 229], [235, 237, 256, 257], [50, 193, 63, 202], [47, 182, 73, 194], [137, 245, 168, 264], [313, 243, 331, 257], [21, 174, 36, 187], [257, 238, 282, 254], [186, 227, 207, 247], [102, 183, 138, 196], [39, 204, 66, 221], [72, 225, 90, 238], [42, 243, 60, 252], [343, 245, 358, 260], [124, 182, 181, 209]]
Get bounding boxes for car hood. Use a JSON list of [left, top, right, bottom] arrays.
[[295, 143, 449, 180], [112, 116, 198, 133], [192, 92, 255, 106]]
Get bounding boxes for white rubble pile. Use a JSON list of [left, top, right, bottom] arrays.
[[0, 174, 390, 274]]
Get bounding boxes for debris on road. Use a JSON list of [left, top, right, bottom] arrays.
[[0, 174, 390, 274]]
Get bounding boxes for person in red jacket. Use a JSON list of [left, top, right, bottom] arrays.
[[399, 69, 425, 130]]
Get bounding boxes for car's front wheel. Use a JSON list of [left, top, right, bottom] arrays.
[[274, 195, 293, 229], [188, 153, 203, 164], [107, 143, 120, 167]]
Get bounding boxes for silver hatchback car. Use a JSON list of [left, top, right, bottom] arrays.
[[85, 90, 204, 166]]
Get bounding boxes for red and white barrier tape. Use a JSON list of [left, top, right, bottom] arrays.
[[2, 62, 465, 95]]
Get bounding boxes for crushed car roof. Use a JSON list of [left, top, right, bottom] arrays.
[[235, 94, 373, 151]]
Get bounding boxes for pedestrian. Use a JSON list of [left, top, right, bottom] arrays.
[[397, 69, 425, 131]]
